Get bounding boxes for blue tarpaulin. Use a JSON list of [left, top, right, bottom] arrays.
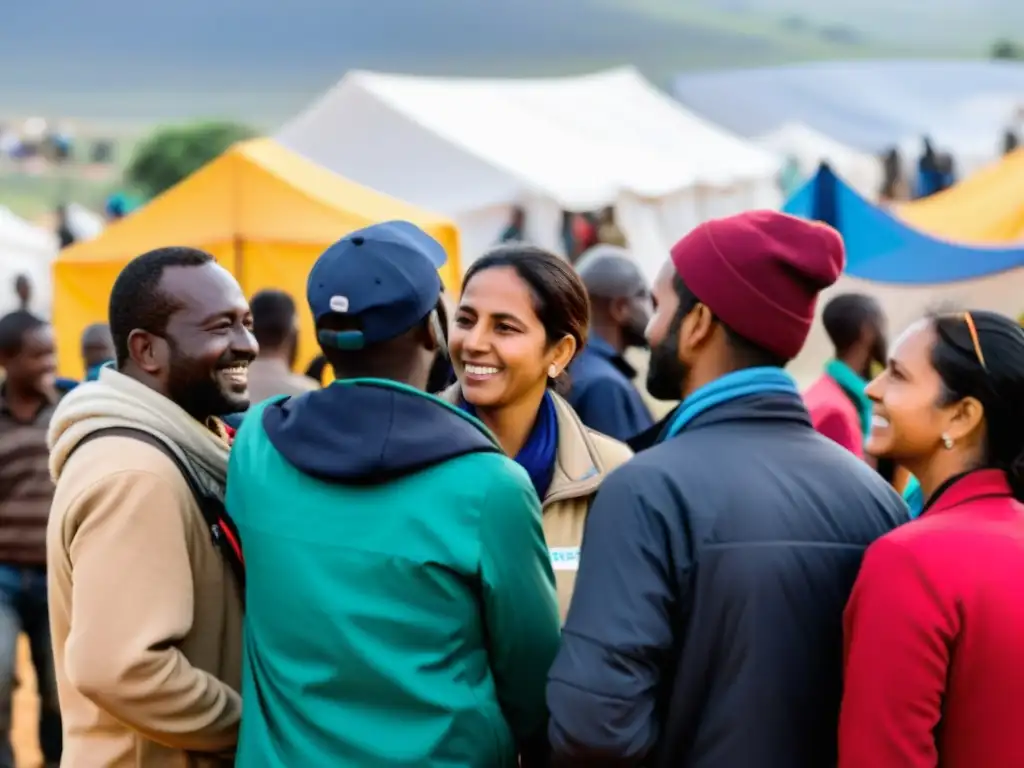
[[673, 60, 1024, 152], [784, 165, 1024, 284]]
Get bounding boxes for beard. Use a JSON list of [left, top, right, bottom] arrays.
[[646, 330, 688, 402], [165, 342, 250, 422]]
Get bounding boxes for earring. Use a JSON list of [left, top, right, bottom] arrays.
[[942, 434, 954, 450], [548, 364, 559, 378]]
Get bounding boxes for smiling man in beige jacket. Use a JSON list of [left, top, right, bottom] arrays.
[[46, 247, 257, 767]]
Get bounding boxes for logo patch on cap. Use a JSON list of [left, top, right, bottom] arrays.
[[329, 295, 350, 313]]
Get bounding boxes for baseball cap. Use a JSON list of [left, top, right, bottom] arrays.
[[307, 220, 447, 351]]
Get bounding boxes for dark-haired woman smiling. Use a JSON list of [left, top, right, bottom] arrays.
[[839, 310, 1024, 768], [446, 244, 632, 620]]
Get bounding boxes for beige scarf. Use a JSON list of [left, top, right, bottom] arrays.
[[48, 368, 231, 497]]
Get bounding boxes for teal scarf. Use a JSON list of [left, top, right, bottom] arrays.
[[825, 359, 872, 439], [662, 367, 800, 441], [903, 476, 924, 519]]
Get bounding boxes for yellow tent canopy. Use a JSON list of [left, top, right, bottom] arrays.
[[897, 149, 1024, 245], [53, 138, 460, 377]]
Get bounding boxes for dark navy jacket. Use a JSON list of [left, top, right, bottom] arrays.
[[547, 392, 908, 768], [567, 336, 653, 443]]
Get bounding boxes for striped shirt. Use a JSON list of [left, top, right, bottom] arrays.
[[0, 388, 58, 566]]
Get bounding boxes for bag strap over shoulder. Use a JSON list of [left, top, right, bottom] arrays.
[[67, 426, 246, 595]]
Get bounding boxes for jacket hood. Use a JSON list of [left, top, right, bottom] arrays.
[[263, 378, 500, 484], [48, 369, 231, 490]]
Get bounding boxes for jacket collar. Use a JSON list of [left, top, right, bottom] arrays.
[[628, 391, 810, 453], [683, 390, 811, 431], [440, 384, 611, 507], [545, 391, 609, 506], [924, 469, 1014, 517]]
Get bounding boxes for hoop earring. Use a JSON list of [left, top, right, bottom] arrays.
[[942, 434, 954, 450]]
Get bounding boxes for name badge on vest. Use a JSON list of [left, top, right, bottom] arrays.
[[550, 547, 580, 571]]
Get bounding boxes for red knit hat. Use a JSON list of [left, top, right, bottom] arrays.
[[670, 210, 845, 361]]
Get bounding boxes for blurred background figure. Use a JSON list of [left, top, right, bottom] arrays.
[[915, 136, 942, 199], [595, 206, 627, 248], [80, 323, 114, 382], [778, 154, 804, 197], [805, 293, 888, 462], [879, 147, 903, 200], [914, 136, 955, 198], [936, 152, 956, 191], [568, 245, 654, 442], [12, 277, 31, 314], [500, 206, 526, 243], [103, 193, 136, 223], [247, 289, 317, 403], [1004, 128, 1020, 155], [570, 212, 598, 261], [0, 310, 62, 768], [54, 206, 75, 250]]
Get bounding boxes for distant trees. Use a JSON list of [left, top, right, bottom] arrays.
[[991, 39, 1024, 60], [124, 121, 257, 200]]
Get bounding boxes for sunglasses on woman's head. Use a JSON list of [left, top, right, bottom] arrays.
[[960, 311, 987, 370]]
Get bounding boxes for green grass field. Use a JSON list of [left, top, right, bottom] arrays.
[[0, 170, 120, 219]]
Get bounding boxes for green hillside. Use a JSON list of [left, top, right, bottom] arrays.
[[0, 0, 987, 123], [0, 0, 1006, 217]]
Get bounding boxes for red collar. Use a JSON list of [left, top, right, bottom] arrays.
[[926, 469, 1014, 516]]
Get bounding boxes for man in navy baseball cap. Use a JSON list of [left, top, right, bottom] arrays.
[[226, 220, 560, 767]]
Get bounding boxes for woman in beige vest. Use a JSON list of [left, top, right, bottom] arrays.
[[444, 243, 632, 619]]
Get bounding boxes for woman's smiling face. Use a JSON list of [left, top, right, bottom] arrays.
[[450, 265, 571, 410], [865, 319, 949, 463]]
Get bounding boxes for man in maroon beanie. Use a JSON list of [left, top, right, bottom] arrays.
[[548, 211, 908, 768]]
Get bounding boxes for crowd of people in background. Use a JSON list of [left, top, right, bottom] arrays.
[[0, 118, 118, 169], [500, 205, 629, 263], [876, 136, 958, 202], [778, 121, 1024, 203], [0, 209, 1023, 767]]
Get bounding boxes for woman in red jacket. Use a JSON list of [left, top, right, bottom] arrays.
[[839, 310, 1024, 768]]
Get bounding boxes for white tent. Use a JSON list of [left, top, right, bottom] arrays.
[[277, 67, 782, 280], [66, 203, 105, 242], [755, 122, 884, 201], [0, 207, 57, 317]]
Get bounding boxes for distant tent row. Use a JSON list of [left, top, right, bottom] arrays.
[[277, 66, 782, 280]]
